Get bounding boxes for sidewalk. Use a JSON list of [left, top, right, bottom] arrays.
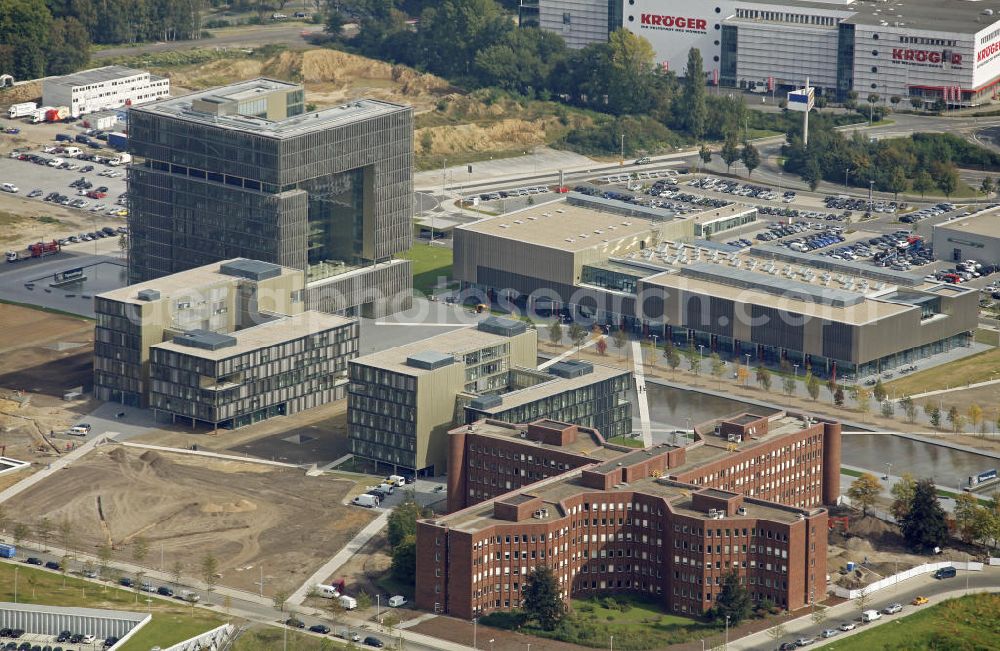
[[0, 434, 108, 504]]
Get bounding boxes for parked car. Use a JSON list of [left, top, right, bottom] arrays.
[[912, 596, 929, 606], [285, 618, 305, 629], [795, 637, 815, 647], [363, 637, 384, 648], [157, 586, 174, 597], [308, 624, 330, 634], [883, 603, 903, 615], [24, 558, 42, 566], [44, 561, 60, 571], [119, 577, 134, 587], [839, 622, 856, 631], [820, 628, 839, 638], [934, 566, 957, 579]]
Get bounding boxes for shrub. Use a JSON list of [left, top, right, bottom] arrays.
[[479, 610, 527, 630]]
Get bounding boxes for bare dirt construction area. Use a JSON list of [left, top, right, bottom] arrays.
[[3, 445, 375, 594], [827, 512, 975, 590], [0, 303, 96, 472]]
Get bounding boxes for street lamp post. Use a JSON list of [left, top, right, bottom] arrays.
[[473, 617, 477, 649], [698, 344, 705, 359], [884, 462, 892, 481], [610, 635, 614, 651], [489, 639, 495, 651], [725, 615, 730, 650], [793, 363, 799, 377], [845, 167, 852, 188], [651, 334, 659, 349]]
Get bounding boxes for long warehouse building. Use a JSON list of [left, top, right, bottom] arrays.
[[453, 195, 978, 380], [527, 0, 1000, 105]]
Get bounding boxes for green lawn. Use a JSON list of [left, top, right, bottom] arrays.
[[397, 244, 453, 296], [974, 328, 998, 346], [230, 627, 349, 650], [884, 347, 1000, 395], [607, 435, 645, 448], [823, 594, 1000, 650], [0, 561, 223, 649], [512, 594, 723, 650]]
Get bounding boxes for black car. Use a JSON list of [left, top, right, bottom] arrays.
[[81, 165, 94, 172], [285, 618, 305, 628], [0, 629, 10, 637], [308, 624, 330, 634], [69, 635, 82, 644], [119, 577, 134, 587], [102, 637, 118, 648], [25, 557, 42, 565], [96, 186, 108, 193], [44, 561, 60, 570], [363, 637, 384, 648], [157, 586, 174, 597], [56, 632, 70, 643]]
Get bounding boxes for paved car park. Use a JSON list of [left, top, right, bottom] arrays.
[[0, 149, 127, 243]]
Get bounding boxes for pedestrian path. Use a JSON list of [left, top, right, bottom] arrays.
[[120, 441, 301, 469], [286, 511, 390, 606], [538, 336, 599, 370], [0, 434, 107, 504], [631, 342, 653, 448], [903, 377, 1000, 401]]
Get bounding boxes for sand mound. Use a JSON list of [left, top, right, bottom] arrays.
[[200, 499, 257, 514], [138, 450, 175, 478], [108, 447, 128, 463], [845, 537, 875, 553], [850, 515, 896, 538], [418, 119, 552, 156]]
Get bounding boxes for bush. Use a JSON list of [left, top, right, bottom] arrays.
[[203, 18, 229, 29], [479, 610, 527, 630]]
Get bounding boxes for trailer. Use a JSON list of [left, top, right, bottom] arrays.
[[7, 102, 36, 119], [0, 543, 15, 558], [45, 106, 70, 122], [107, 132, 128, 151], [107, 152, 131, 166], [5, 240, 61, 263], [31, 106, 54, 123]]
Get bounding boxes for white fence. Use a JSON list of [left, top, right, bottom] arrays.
[[990, 557, 1000, 566], [832, 561, 984, 599], [163, 623, 236, 651]]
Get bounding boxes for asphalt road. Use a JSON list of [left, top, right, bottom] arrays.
[[92, 23, 321, 60]]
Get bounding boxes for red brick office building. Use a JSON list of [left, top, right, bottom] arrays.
[[416, 412, 841, 619]]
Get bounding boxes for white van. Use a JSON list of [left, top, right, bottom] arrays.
[[388, 595, 407, 608], [61, 147, 82, 157], [352, 494, 379, 508], [48, 157, 64, 167], [339, 595, 357, 610], [386, 474, 407, 487], [315, 583, 340, 599], [862, 609, 882, 623]]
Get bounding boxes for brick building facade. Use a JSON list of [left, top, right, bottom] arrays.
[[416, 412, 840, 619]]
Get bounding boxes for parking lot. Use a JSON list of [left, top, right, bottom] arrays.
[[0, 627, 111, 651], [0, 145, 127, 245]]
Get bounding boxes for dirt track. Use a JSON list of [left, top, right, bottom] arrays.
[[4, 445, 375, 594]]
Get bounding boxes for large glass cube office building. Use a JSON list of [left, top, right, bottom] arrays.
[[127, 78, 414, 317]]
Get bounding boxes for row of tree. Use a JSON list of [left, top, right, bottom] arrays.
[[1, 0, 205, 80], [784, 126, 1000, 196]]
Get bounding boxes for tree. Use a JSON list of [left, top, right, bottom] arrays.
[[872, 379, 887, 403], [710, 353, 725, 385], [612, 328, 627, 359], [900, 396, 917, 423], [132, 536, 149, 567], [568, 323, 587, 350], [681, 48, 708, 140], [969, 403, 984, 434], [954, 492, 984, 544], [58, 517, 72, 553], [805, 373, 820, 401], [201, 553, 219, 598], [325, 6, 346, 35], [388, 500, 433, 548], [0, 0, 53, 79], [833, 387, 845, 407], [740, 142, 760, 177], [11, 522, 26, 547], [720, 133, 740, 174], [981, 177, 995, 198], [912, 169, 933, 197], [98, 544, 113, 582], [782, 376, 795, 397], [699, 144, 712, 166], [802, 157, 822, 191], [854, 585, 872, 616], [856, 388, 871, 417], [547, 320, 562, 346], [811, 603, 828, 627], [736, 366, 749, 387], [927, 403, 942, 429], [273, 590, 290, 612], [171, 560, 184, 588], [880, 400, 894, 419], [391, 535, 418, 583], [910, 97, 924, 110], [767, 623, 787, 645], [0, 505, 7, 534], [890, 472, 917, 521], [595, 336, 607, 356], [522, 566, 565, 630], [664, 344, 681, 372], [847, 473, 881, 515], [936, 164, 960, 198], [60, 554, 73, 586], [711, 571, 752, 625], [755, 366, 771, 392], [36, 517, 52, 551], [899, 479, 948, 552], [947, 405, 964, 433], [688, 354, 701, 375]]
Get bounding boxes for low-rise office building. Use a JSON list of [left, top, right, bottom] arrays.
[[43, 66, 169, 117], [932, 209, 1000, 266], [94, 259, 358, 428], [417, 412, 839, 618], [348, 316, 633, 476], [454, 195, 978, 378]]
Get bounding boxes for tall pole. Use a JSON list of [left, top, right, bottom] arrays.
[[803, 77, 810, 147], [259, 565, 263, 598], [14, 566, 17, 603], [725, 615, 730, 650], [620, 133, 625, 165], [610, 635, 614, 651], [473, 617, 477, 649]]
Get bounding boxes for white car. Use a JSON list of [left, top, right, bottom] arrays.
[[81, 635, 96, 643], [1, 183, 18, 193], [90, 204, 105, 212], [839, 622, 857, 631]]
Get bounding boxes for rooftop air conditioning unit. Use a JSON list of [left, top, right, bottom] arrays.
[[708, 508, 718, 517], [737, 507, 747, 515]]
